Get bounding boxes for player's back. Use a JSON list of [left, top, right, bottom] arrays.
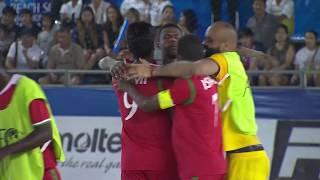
[[171, 75, 227, 177], [114, 78, 175, 172]]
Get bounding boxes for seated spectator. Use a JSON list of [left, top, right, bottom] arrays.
[[120, 0, 152, 23], [125, 8, 140, 25], [60, 0, 82, 26], [37, 13, 58, 68], [260, 24, 295, 86], [0, 24, 11, 68], [72, 7, 105, 70], [0, 0, 6, 17], [178, 9, 198, 34], [160, 5, 176, 26], [5, 28, 42, 70], [1, 6, 18, 43], [247, 0, 279, 50], [266, 0, 294, 34], [38, 27, 84, 85], [103, 5, 124, 55], [291, 30, 320, 86], [150, 0, 172, 26], [238, 28, 266, 85], [89, 0, 110, 24], [18, 9, 41, 36]]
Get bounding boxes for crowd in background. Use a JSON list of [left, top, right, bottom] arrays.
[[0, 0, 319, 86]]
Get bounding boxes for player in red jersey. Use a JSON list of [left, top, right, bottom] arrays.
[[118, 35, 227, 180], [113, 22, 180, 180]]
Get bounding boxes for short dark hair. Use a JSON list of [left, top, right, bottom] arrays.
[[306, 30, 318, 39], [2, 6, 16, 16], [20, 8, 33, 16], [238, 28, 254, 38], [42, 13, 55, 28], [177, 34, 204, 61], [160, 23, 182, 34], [276, 24, 289, 34], [126, 22, 154, 59]]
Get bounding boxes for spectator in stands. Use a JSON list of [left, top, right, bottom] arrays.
[[0, 24, 11, 68], [89, 0, 110, 24], [160, 5, 176, 26], [125, 8, 140, 24], [1, 6, 18, 43], [39, 27, 84, 85], [291, 30, 320, 86], [0, 0, 6, 17], [72, 7, 105, 70], [239, 28, 265, 52], [178, 9, 198, 34], [121, 0, 170, 25], [266, 0, 294, 34], [103, 5, 124, 55], [60, 0, 82, 26], [260, 24, 295, 86], [150, 0, 172, 26], [37, 13, 58, 68], [238, 27, 266, 85], [247, 0, 279, 50], [19, 9, 41, 36], [5, 28, 42, 71]]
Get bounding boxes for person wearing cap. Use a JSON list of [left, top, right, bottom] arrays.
[[19, 8, 41, 37], [5, 28, 42, 72], [1, 6, 18, 43]]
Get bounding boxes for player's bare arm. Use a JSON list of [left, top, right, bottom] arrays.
[[118, 80, 160, 112], [0, 123, 52, 159], [126, 58, 220, 79]]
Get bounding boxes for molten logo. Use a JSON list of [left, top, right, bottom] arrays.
[[61, 129, 121, 153]]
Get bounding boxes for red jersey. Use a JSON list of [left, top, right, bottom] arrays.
[[159, 76, 227, 178], [0, 75, 57, 170], [113, 78, 176, 171]]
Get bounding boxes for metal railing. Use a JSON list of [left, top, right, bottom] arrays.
[[5, 69, 320, 89]]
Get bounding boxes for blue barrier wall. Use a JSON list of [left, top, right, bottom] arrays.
[[45, 88, 320, 120]]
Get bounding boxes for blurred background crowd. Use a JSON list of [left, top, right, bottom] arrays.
[[0, 0, 319, 86]]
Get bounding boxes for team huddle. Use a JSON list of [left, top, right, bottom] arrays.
[[112, 21, 270, 180]]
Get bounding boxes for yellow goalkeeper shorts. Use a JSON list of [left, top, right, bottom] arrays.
[[227, 150, 270, 180]]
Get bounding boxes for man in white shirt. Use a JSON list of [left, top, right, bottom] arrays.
[[5, 28, 42, 70], [121, 0, 172, 26], [60, 0, 82, 24], [89, 0, 110, 24]]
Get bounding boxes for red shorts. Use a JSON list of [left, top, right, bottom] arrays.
[[43, 168, 61, 180], [121, 170, 179, 180], [180, 174, 225, 180]]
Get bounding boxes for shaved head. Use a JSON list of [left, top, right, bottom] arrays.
[[203, 21, 238, 56]]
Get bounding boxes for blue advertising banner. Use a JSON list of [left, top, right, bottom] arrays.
[[44, 88, 320, 120], [5, 0, 51, 23]]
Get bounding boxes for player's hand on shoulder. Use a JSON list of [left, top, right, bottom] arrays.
[[126, 58, 153, 80]]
